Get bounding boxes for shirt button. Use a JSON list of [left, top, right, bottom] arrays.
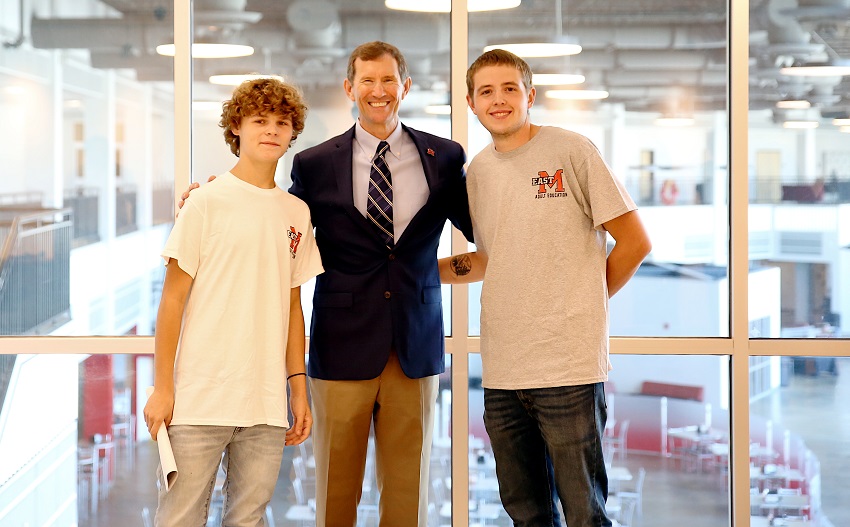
[[384, 291, 391, 299]]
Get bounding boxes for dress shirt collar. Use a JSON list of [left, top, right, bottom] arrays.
[[354, 120, 404, 161]]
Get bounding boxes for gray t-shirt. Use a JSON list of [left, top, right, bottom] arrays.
[[468, 126, 636, 389]]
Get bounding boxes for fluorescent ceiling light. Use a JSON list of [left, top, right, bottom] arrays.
[[782, 120, 819, 129], [655, 117, 695, 127], [156, 43, 254, 59], [209, 74, 284, 86], [840, 126, 850, 133], [424, 104, 451, 115], [833, 118, 850, 126], [64, 99, 83, 108], [485, 38, 582, 58], [775, 99, 811, 109], [545, 89, 608, 100], [385, 0, 520, 12], [192, 100, 225, 112], [779, 59, 850, 77], [532, 73, 585, 86]]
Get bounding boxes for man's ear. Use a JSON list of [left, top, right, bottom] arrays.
[[527, 86, 536, 109], [344, 79, 355, 101], [400, 76, 412, 100], [466, 94, 476, 114]]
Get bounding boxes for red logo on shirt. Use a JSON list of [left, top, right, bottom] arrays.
[[287, 227, 302, 259], [532, 169, 565, 193]]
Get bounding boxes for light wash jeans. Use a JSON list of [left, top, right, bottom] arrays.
[[483, 383, 612, 527], [155, 424, 286, 527]]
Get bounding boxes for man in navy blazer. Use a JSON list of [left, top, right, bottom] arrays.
[[289, 41, 473, 526]]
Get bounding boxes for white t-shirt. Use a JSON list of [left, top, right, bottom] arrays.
[[468, 126, 636, 389], [162, 172, 323, 427]]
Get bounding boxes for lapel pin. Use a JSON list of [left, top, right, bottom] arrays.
[[427, 148, 435, 157]]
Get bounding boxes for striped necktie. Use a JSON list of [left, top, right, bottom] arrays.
[[367, 140, 394, 248]]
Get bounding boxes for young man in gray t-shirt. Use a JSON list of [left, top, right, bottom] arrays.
[[439, 50, 651, 527]]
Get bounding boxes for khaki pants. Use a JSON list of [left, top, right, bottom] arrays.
[[309, 352, 438, 527]]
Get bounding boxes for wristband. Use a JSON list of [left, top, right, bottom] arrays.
[[287, 372, 307, 381]]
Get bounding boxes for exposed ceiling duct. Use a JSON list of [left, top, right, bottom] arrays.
[[20, 0, 850, 117]]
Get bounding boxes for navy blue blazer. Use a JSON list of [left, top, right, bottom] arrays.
[[290, 124, 474, 380]]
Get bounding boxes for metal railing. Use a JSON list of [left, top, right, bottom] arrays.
[[64, 187, 100, 247], [152, 183, 175, 226], [623, 175, 850, 206], [0, 208, 73, 335], [116, 185, 138, 236], [750, 176, 850, 204], [0, 355, 14, 417]]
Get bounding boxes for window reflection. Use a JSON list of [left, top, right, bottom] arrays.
[[0, 353, 451, 526], [750, 357, 848, 526], [1, 0, 175, 337], [467, 1, 730, 338], [470, 353, 731, 526]]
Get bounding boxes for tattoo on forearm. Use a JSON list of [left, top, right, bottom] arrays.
[[450, 255, 472, 276]]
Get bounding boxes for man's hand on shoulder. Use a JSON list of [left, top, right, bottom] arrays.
[[176, 175, 216, 213]]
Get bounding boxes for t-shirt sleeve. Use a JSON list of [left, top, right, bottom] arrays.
[[580, 147, 637, 229], [161, 199, 204, 278], [289, 212, 323, 288]]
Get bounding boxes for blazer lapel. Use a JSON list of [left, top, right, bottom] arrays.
[[395, 125, 440, 248], [335, 126, 387, 244]]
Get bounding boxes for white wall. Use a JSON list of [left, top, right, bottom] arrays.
[[0, 355, 82, 526], [608, 354, 729, 409]]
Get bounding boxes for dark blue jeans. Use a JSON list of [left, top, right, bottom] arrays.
[[483, 383, 612, 527]]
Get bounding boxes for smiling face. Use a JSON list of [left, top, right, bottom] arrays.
[[344, 54, 412, 140], [232, 111, 294, 163], [467, 64, 536, 147]]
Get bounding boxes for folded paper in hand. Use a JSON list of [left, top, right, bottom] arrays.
[[146, 386, 178, 491]]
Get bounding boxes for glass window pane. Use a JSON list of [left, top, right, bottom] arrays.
[[747, 0, 849, 339], [188, 2, 455, 335], [0, 0, 174, 337], [470, 353, 731, 526], [0, 353, 451, 526], [749, 356, 846, 525], [467, 1, 730, 337]]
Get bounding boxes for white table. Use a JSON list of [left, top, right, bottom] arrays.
[[439, 500, 503, 523], [750, 465, 805, 482], [607, 465, 633, 482], [606, 495, 621, 515], [751, 493, 810, 515], [749, 516, 812, 527]]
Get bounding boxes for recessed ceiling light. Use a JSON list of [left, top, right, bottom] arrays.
[[424, 104, 451, 115], [192, 100, 225, 112], [485, 36, 582, 58], [775, 99, 811, 109], [532, 73, 585, 86], [655, 117, 695, 127], [209, 74, 284, 86], [832, 118, 850, 126], [545, 89, 608, 100], [839, 126, 850, 133], [385, 0, 520, 12], [779, 59, 850, 77], [156, 43, 254, 59], [782, 120, 819, 129]]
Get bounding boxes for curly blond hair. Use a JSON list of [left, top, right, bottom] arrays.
[[220, 77, 308, 157]]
